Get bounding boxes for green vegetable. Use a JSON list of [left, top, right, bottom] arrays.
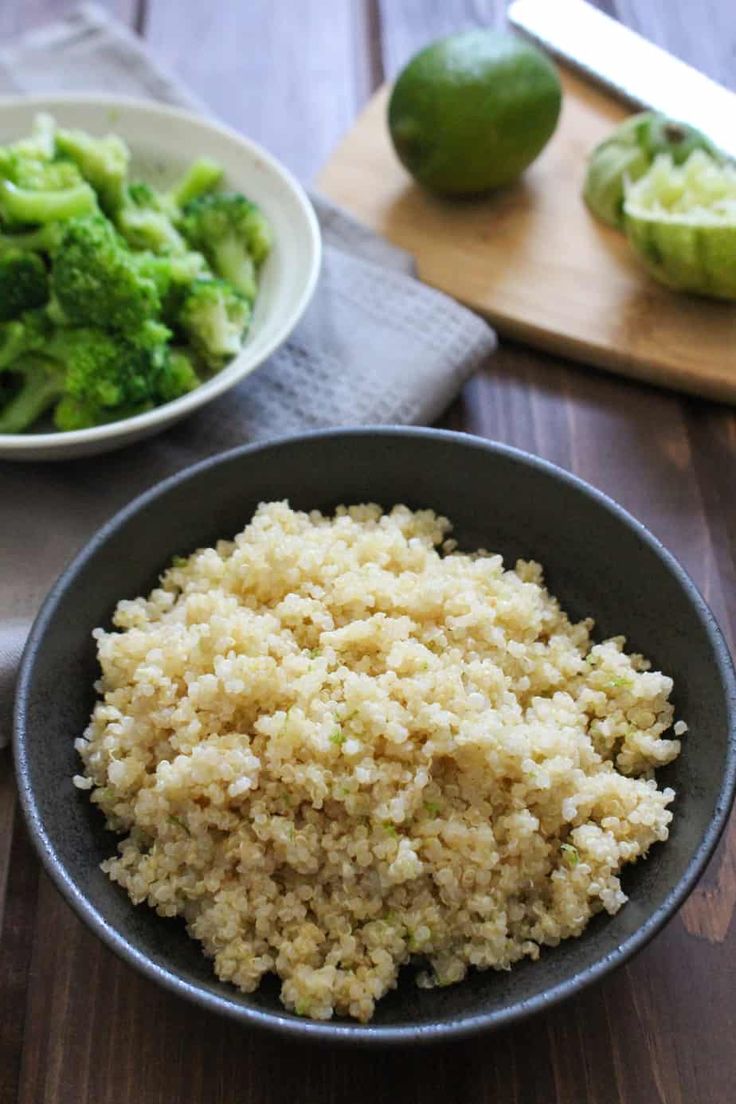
[[0, 353, 64, 433], [180, 193, 272, 300], [178, 278, 250, 368], [0, 251, 49, 321], [0, 178, 97, 225], [169, 157, 224, 209], [0, 113, 271, 435], [56, 126, 130, 212], [0, 223, 63, 255], [51, 215, 161, 332], [115, 182, 186, 254]]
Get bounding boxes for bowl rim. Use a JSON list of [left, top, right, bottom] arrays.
[[13, 425, 736, 1045], [0, 93, 321, 455]]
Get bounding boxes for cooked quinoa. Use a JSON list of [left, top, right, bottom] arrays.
[[74, 501, 682, 1022]]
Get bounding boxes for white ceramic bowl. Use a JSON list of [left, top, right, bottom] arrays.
[[0, 95, 321, 461]]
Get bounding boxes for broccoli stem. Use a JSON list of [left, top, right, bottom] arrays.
[[0, 224, 62, 254], [0, 356, 63, 433], [213, 240, 257, 301], [170, 158, 223, 209], [0, 180, 97, 225]]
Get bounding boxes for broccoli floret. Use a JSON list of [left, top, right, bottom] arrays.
[[55, 127, 130, 213], [0, 310, 51, 368], [47, 321, 196, 431], [0, 153, 84, 192], [179, 193, 271, 301], [7, 113, 56, 162], [51, 215, 161, 332], [0, 354, 64, 433], [134, 248, 211, 325], [178, 278, 250, 367], [115, 181, 187, 254], [157, 347, 200, 401], [0, 114, 99, 225], [0, 251, 49, 321], [169, 158, 223, 209]]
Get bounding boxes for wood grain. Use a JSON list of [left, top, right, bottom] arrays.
[[318, 69, 736, 402], [1, 1, 736, 1103]]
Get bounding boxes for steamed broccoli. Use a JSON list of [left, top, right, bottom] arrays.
[[115, 182, 187, 254], [0, 176, 97, 226], [7, 112, 56, 162], [179, 193, 271, 300], [158, 347, 200, 401], [55, 127, 130, 213], [0, 122, 98, 225], [0, 354, 64, 433], [178, 278, 250, 367], [51, 215, 161, 332], [0, 114, 272, 435], [0, 251, 49, 321], [0, 310, 51, 368], [0, 314, 196, 432], [51, 323, 198, 430], [0, 223, 63, 256], [169, 157, 223, 209], [134, 248, 210, 324]]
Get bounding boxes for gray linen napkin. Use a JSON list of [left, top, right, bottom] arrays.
[[0, 4, 496, 747]]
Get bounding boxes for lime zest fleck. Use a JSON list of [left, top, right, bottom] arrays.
[[608, 676, 633, 688], [308, 648, 321, 659], [383, 821, 399, 838], [424, 800, 441, 816], [330, 727, 346, 747], [168, 813, 190, 836], [561, 843, 579, 867], [171, 554, 188, 568]]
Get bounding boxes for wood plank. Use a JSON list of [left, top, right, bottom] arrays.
[[144, 0, 376, 182]]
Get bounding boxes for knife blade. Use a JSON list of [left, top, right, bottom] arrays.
[[508, 0, 736, 159]]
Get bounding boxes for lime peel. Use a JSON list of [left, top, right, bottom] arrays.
[[623, 150, 736, 299]]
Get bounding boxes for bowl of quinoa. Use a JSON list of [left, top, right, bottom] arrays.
[[14, 429, 736, 1043]]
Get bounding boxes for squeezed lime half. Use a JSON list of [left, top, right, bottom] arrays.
[[623, 149, 736, 300], [583, 112, 720, 230]]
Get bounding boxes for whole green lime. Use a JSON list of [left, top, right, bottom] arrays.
[[388, 29, 562, 196]]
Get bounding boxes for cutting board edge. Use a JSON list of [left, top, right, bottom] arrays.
[[467, 308, 736, 406], [317, 68, 736, 405]]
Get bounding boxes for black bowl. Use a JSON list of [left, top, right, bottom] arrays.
[[14, 427, 736, 1045]]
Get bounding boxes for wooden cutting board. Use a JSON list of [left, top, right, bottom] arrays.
[[318, 67, 736, 403]]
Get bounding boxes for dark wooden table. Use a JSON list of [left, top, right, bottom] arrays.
[[1, 2, 735, 1102]]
